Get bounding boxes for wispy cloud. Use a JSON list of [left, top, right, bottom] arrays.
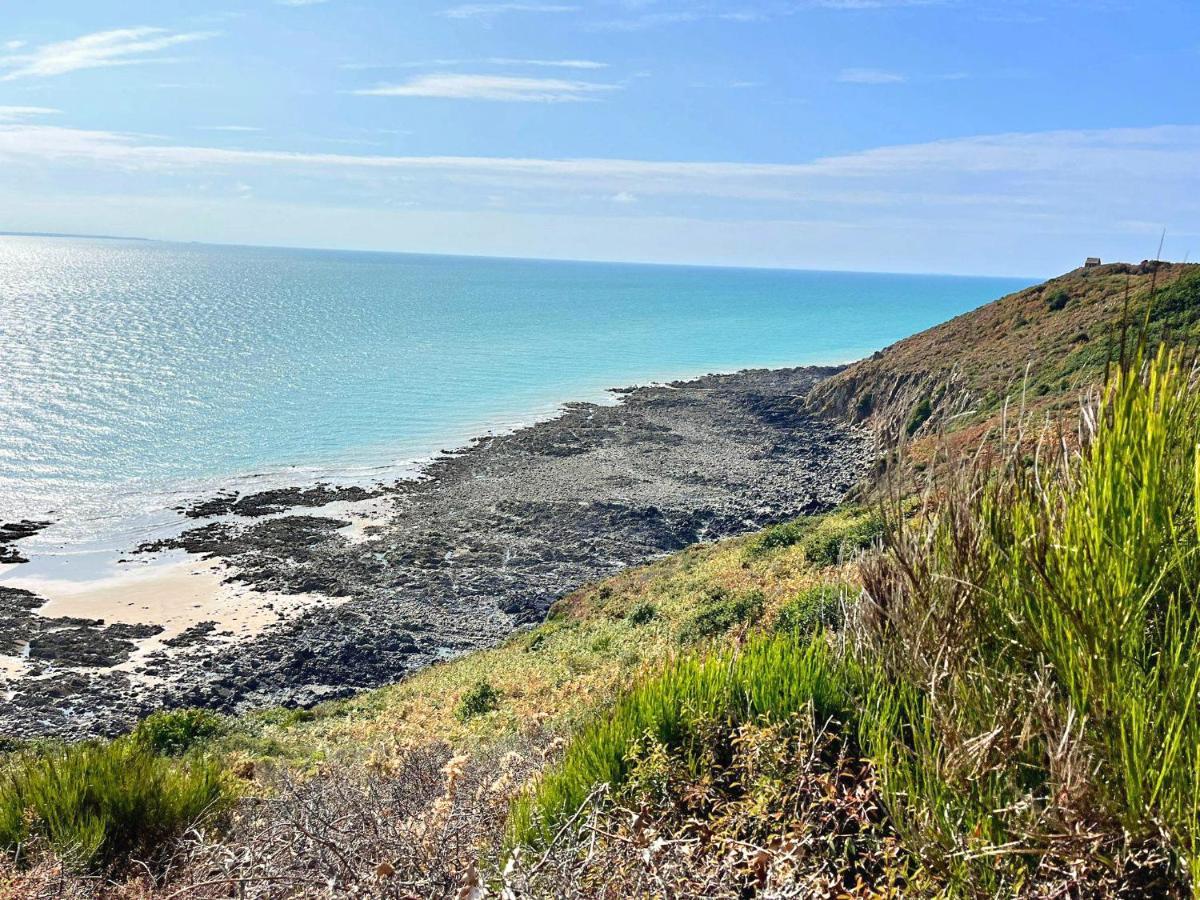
[[343, 57, 607, 71], [594, 0, 946, 30], [197, 125, 264, 132], [442, 3, 578, 20], [3, 121, 1197, 271], [2, 123, 1196, 196], [353, 73, 618, 102], [488, 57, 607, 69], [594, 8, 765, 30], [0, 27, 216, 81], [0, 106, 58, 122], [837, 67, 906, 83], [3, 40, 26, 51]]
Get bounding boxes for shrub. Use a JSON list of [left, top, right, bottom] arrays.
[[0, 739, 229, 873], [905, 396, 933, 435], [677, 588, 764, 643], [800, 512, 883, 567], [1045, 288, 1070, 311], [455, 679, 501, 722], [132, 708, 227, 756], [510, 634, 859, 848], [744, 510, 883, 567], [626, 602, 656, 625], [247, 707, 316, 729], [860, 346, 1200, 890], [774, 584, 846, 635], [745, 519, 810, 558]]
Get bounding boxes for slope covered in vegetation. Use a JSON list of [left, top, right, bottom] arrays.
[[811, 261, 1200, 443]]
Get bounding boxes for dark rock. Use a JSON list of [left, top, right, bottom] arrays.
[[0, 519, 51, 565]]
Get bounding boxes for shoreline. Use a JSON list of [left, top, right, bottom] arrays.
[[0, 364, 870, 740], [1, 354, 877, 581]]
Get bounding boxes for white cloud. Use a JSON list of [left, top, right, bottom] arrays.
[[343, 58, 607, 71], [488, 58, 607, 69], [197, 125, 264, 132], [837, 67, 906, 83], [442, 3, 578, 19], [0, 106, 58, 122], [3, 40, 26, 51], [353, 73, 619, 102], [0, 27, 216, 81], [2, 124, 1195, 274], [1, 122, 1196, 196], [595, 0, 946, 29]]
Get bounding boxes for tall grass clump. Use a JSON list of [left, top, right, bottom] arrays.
[[860, 345, 1200, 890], [0, 738, 229, 873], [509, 634, 858, 848]]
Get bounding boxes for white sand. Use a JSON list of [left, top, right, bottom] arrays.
[[0, 492, 395, 683], [4, 558, 334, 682]]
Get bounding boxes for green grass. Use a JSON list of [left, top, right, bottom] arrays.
[[0, 738, 230, 873], [132, 708, 228, 756], [509, 345, 1200, 892], [509, 633, 861, 848], [774, 583, 847, 636], [743, 506, 882, 566], [860, 345, 1200, 890], [455, 679, 502, 722]]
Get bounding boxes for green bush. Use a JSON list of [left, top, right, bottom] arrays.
[[775, 584, 846, 635], [132, 708, 227, 756], [1045, 288, 1070, 311], [0, 739, 229, 872], [800, 513, 883, 567], [678, 588, 764, 643], [627, 602, 657, 625], [862, 346, 1200, 889], [510, 634, 860, 847], [745, 511, 883, 567], [455, 679, 501, 721], [745, 519, 811, 558], [905, 396, 933, 435]]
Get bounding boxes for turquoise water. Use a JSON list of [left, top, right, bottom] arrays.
[[0, 236, 1030, 558]]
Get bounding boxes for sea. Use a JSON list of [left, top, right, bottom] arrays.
[[0, 235, 1032, 579]]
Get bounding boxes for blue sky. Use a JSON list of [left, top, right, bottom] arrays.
[[0, 1, 1196, 276]]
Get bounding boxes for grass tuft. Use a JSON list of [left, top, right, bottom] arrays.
[[508, 634, 860, 848], [0, 738, 229, 873]]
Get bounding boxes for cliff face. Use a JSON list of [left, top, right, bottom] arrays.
[[809, 261, 1200, 446]]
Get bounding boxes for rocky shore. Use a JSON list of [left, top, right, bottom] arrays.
[[0, 366, 869, 740]]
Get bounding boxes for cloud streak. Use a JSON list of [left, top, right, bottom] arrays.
[[353, 73, 619, 101], [838, 67, 905, 83], [441, 3, 578, 20], [0, 106, 59, 122], [2, 123, 1194, 273], [1, 123, 1195, 195], [343, 58, 607, 71], [0, 27, 215, 81]]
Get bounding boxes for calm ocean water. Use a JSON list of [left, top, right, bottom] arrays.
[[0, 236, 1030, 570]]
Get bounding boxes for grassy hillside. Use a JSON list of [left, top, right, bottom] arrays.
[[811, 261, 1200, 447]]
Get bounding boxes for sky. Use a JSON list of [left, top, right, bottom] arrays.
[[0, 1, 1197, 277]]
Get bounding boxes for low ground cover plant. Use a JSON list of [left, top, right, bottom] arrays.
[[0, 737, 229, 874]]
